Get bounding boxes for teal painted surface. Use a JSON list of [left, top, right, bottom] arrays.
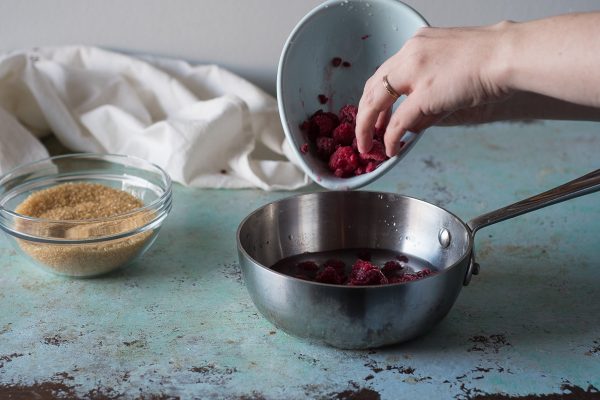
[[1, 120, 599, 399]]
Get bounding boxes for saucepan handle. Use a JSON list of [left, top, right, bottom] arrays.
[[462, 168, 600, 285]]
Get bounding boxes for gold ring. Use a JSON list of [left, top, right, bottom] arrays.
[[382, 75, 400, 100]]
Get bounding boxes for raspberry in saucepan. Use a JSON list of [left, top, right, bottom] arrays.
[[388, 268, 433, 284], [323, 259, 346, 275], [316, 266, 345, 284], [349, 260, 388, 285], [382, 260, 403, 277], [278, 255, 434, 286], [296, 260, 319, 272]]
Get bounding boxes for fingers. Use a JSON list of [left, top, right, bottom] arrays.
[[355, 74, 402, 153], [374, 107, 392, 130], [383, 94, 438, 157]]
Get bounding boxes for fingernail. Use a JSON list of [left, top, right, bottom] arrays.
[[386, 142, 399, 158]]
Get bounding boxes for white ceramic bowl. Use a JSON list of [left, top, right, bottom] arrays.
[[277, 0, 428, 190]]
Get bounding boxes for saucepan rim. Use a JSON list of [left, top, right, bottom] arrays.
[[236, 190, 475, 288]]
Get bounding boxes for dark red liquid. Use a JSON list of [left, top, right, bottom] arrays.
[[271, 248, 436, 285]]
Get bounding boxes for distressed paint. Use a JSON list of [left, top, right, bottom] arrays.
[[1, 120, 600, 399]]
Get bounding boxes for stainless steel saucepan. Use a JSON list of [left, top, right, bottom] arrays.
[[236, 170, 600, 349]]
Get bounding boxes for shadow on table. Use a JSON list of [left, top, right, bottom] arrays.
[[391, 253, 600, 353]]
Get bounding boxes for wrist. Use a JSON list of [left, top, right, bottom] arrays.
[[486, 20, 519, 95]]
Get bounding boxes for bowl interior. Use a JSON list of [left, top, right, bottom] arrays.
[[278, 0, 428, 189]]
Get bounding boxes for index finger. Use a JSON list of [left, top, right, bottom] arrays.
[[355, 73, 405, 153]]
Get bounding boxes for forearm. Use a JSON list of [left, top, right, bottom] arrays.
[[438, 91, 600, 126], [499, 92, 600, 121], [493, 13, 600, 108]]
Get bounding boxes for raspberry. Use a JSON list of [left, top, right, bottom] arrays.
[[296, 261, 319, 272], [339, 104, 358, 125], [298, 104, 390, 179], [318, 94, 329, 104], [329, 146, 359, 178], [332, 122, 355, 146], [316, 266, 345, 284], [316, 137, 336, 160], [382, 260, 403, 278], [323, 259, 346, 275], [299, 120, 317, 141], [331, 57, 342, 67], [359, 139, 387, 162], [351, 259, 377, 273], [277, 256, 433, 286], [388, 268, 433, 284], [313, 112, 339, 137], [349, 260, 388, 285], [342, 61, 352, 68], [415, 268, 432, 278], [389, 275, 412, 284], [365, 161, 380, 173], [374, 127, 385, 140], [300, 110, 339, 140]]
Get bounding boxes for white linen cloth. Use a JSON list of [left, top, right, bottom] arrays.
[[0, 46, 309, 190]]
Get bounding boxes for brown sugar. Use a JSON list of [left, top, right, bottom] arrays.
[[15, 182, 143, 220], [14, 183, 153, 277]]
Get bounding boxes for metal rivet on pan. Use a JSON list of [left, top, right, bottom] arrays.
[[438, 228, 451, 248]]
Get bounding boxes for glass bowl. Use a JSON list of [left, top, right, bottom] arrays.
[[0, 153, 172, 277]]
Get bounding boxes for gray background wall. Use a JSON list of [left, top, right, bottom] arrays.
[[0, 1, 598, 94]]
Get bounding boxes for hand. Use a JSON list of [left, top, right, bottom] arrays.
[[356, 12, 600, 156], [355, 23, 512, 157]]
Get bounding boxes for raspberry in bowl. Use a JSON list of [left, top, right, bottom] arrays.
[[277, 0, 428, 190]]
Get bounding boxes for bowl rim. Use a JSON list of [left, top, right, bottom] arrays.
[[0, 153, 173, 243], [276, 0, 429, 190]]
